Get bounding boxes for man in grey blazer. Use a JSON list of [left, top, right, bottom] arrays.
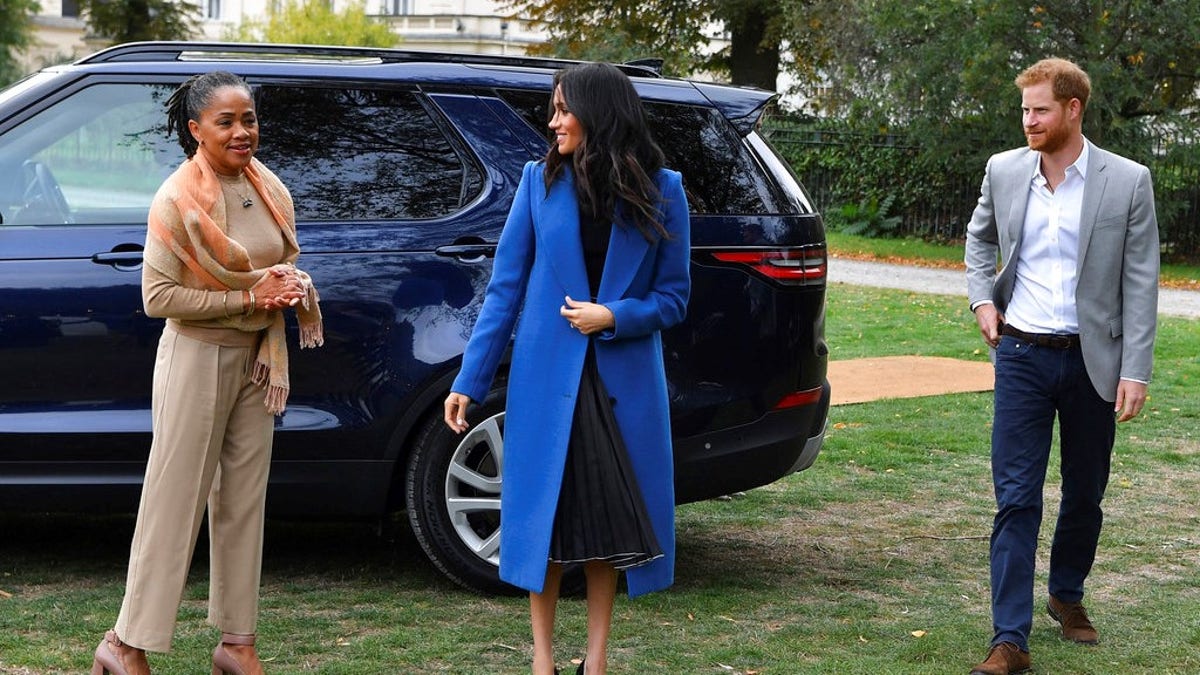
[[964, 58, 1159, 675]]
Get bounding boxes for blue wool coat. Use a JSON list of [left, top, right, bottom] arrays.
[[451, 160, 690, 597]]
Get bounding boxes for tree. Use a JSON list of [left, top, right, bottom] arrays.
[[711, 0, 784, 91], [1, 0, 40, 86], [775, 0, 1200, 253], [80, 0, 202, 43], [225, 0, 397, 48], [503, 0, 709, 77], [506, 0, 837, 91], [818, 0, 1200, 162]]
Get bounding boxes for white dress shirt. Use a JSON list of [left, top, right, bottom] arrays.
[[1005, 141, 1090, 335]]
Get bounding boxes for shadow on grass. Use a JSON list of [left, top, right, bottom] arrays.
[[0, 511, 451, 592]]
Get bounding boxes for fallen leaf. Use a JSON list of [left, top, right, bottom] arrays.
[[911, 630, 927, 638]]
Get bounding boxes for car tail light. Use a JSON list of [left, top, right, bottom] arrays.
[[773, 386, 824, 410], [705, 245, 826, 287]]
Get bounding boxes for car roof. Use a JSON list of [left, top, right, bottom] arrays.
[[61, 41, 776, 133]]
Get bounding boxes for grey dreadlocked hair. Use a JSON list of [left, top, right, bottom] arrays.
[[165, 71, 253, 159]]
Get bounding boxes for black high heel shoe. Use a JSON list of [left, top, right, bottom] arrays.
[[575, 659, 585, 675]]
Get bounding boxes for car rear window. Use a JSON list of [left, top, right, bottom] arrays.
[[495, 87, 800, 216], [256, 85, 483, 221]]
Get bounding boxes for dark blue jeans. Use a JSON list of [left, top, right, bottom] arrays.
[[989, 335, 1115, 650]]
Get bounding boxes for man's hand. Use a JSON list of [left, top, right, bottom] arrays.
[[973, 303, 1003, 348], [1115, 380, 1148, 422]]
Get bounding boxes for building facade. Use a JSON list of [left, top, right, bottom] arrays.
[[21, 0, 547, 74]]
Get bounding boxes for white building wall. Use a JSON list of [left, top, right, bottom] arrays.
[[196, 0, 546, 53], [19, 0, 547, 72], [18, 0, 757, 91]]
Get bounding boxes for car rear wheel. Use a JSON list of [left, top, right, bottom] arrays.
[[405, 390, 515, 595]]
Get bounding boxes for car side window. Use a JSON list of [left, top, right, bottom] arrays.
[[0, 83, 180, 226], [494, 88, 799, 216], [255, 85, 483, 221]]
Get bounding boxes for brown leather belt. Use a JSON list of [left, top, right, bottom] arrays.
[[1000, 323, 1080, 349]]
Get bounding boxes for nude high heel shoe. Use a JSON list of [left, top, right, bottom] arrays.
[[90, 630, 150, 675], [211, 633, 264, 675]]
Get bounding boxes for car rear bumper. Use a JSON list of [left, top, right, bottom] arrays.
[[672, 379, 830, 504]]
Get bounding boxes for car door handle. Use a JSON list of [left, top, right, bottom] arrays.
[[434, 243, 496, 260], [91, 250, 144, 269], [92, 252, 144, 265]]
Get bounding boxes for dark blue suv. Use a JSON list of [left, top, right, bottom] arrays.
[[0, 42, 829, 593]]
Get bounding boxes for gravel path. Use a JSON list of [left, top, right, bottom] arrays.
[[828, 257, 1200, 319]]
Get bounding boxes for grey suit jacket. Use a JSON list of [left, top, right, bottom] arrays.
[[964, 141, 1159, 402]]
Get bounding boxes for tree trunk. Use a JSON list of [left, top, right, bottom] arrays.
[[727, 2, 779, 91]]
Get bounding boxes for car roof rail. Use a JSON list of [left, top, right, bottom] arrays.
[[75, 41, 664, 78]]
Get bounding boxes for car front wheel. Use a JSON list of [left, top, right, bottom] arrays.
[[405, 390, 514, 595]]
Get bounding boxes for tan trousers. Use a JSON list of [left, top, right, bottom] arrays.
[[115, 325, 274, 652]]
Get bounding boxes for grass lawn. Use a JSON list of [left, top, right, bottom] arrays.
[[2, 285, 1197, 674]]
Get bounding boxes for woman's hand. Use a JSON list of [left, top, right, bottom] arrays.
[[252, 265, 306, 310], [559, 296, 614, 335], [444, 393, 471, 434]]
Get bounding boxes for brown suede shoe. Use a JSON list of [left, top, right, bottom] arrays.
[[1048, 595, 1099, 644], [969, 641, 1031, 675]]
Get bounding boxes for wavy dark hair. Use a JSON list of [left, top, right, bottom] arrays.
[[165, 71, 253, 159], [543, 63, 669, 242]]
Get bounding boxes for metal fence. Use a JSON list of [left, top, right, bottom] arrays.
[[763, 122, 1200, 258]]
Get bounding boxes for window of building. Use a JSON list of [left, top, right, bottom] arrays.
[[380, 0, 412, 15]]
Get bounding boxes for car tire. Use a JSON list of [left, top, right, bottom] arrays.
[[404, 388, 587, 597], [405, 389, 516, 595]]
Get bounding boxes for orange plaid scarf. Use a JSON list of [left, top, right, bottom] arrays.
[[144, 152, 322, 414]]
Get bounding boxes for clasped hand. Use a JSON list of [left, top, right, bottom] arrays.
[[253, 264, 306, 310], [559, 295, 614, 335]]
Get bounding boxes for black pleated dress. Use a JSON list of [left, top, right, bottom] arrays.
[[546, 210, 664, 571]]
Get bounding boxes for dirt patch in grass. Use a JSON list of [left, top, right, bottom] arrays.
[[829, 356, 994, 405]]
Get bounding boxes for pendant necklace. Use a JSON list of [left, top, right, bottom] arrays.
[[234, 174, 255, 206], [228, 174, 254, 208]]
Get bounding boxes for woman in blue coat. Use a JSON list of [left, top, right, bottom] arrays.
[[444, 62, 690, 675]]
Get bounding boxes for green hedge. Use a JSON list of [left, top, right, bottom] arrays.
[[764, 117, 1200, 260]]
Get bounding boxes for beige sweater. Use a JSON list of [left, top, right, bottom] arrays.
[[143, 174, 286, 336]]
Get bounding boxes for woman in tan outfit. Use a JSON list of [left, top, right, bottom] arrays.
[[91, 71, 322, 675]]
